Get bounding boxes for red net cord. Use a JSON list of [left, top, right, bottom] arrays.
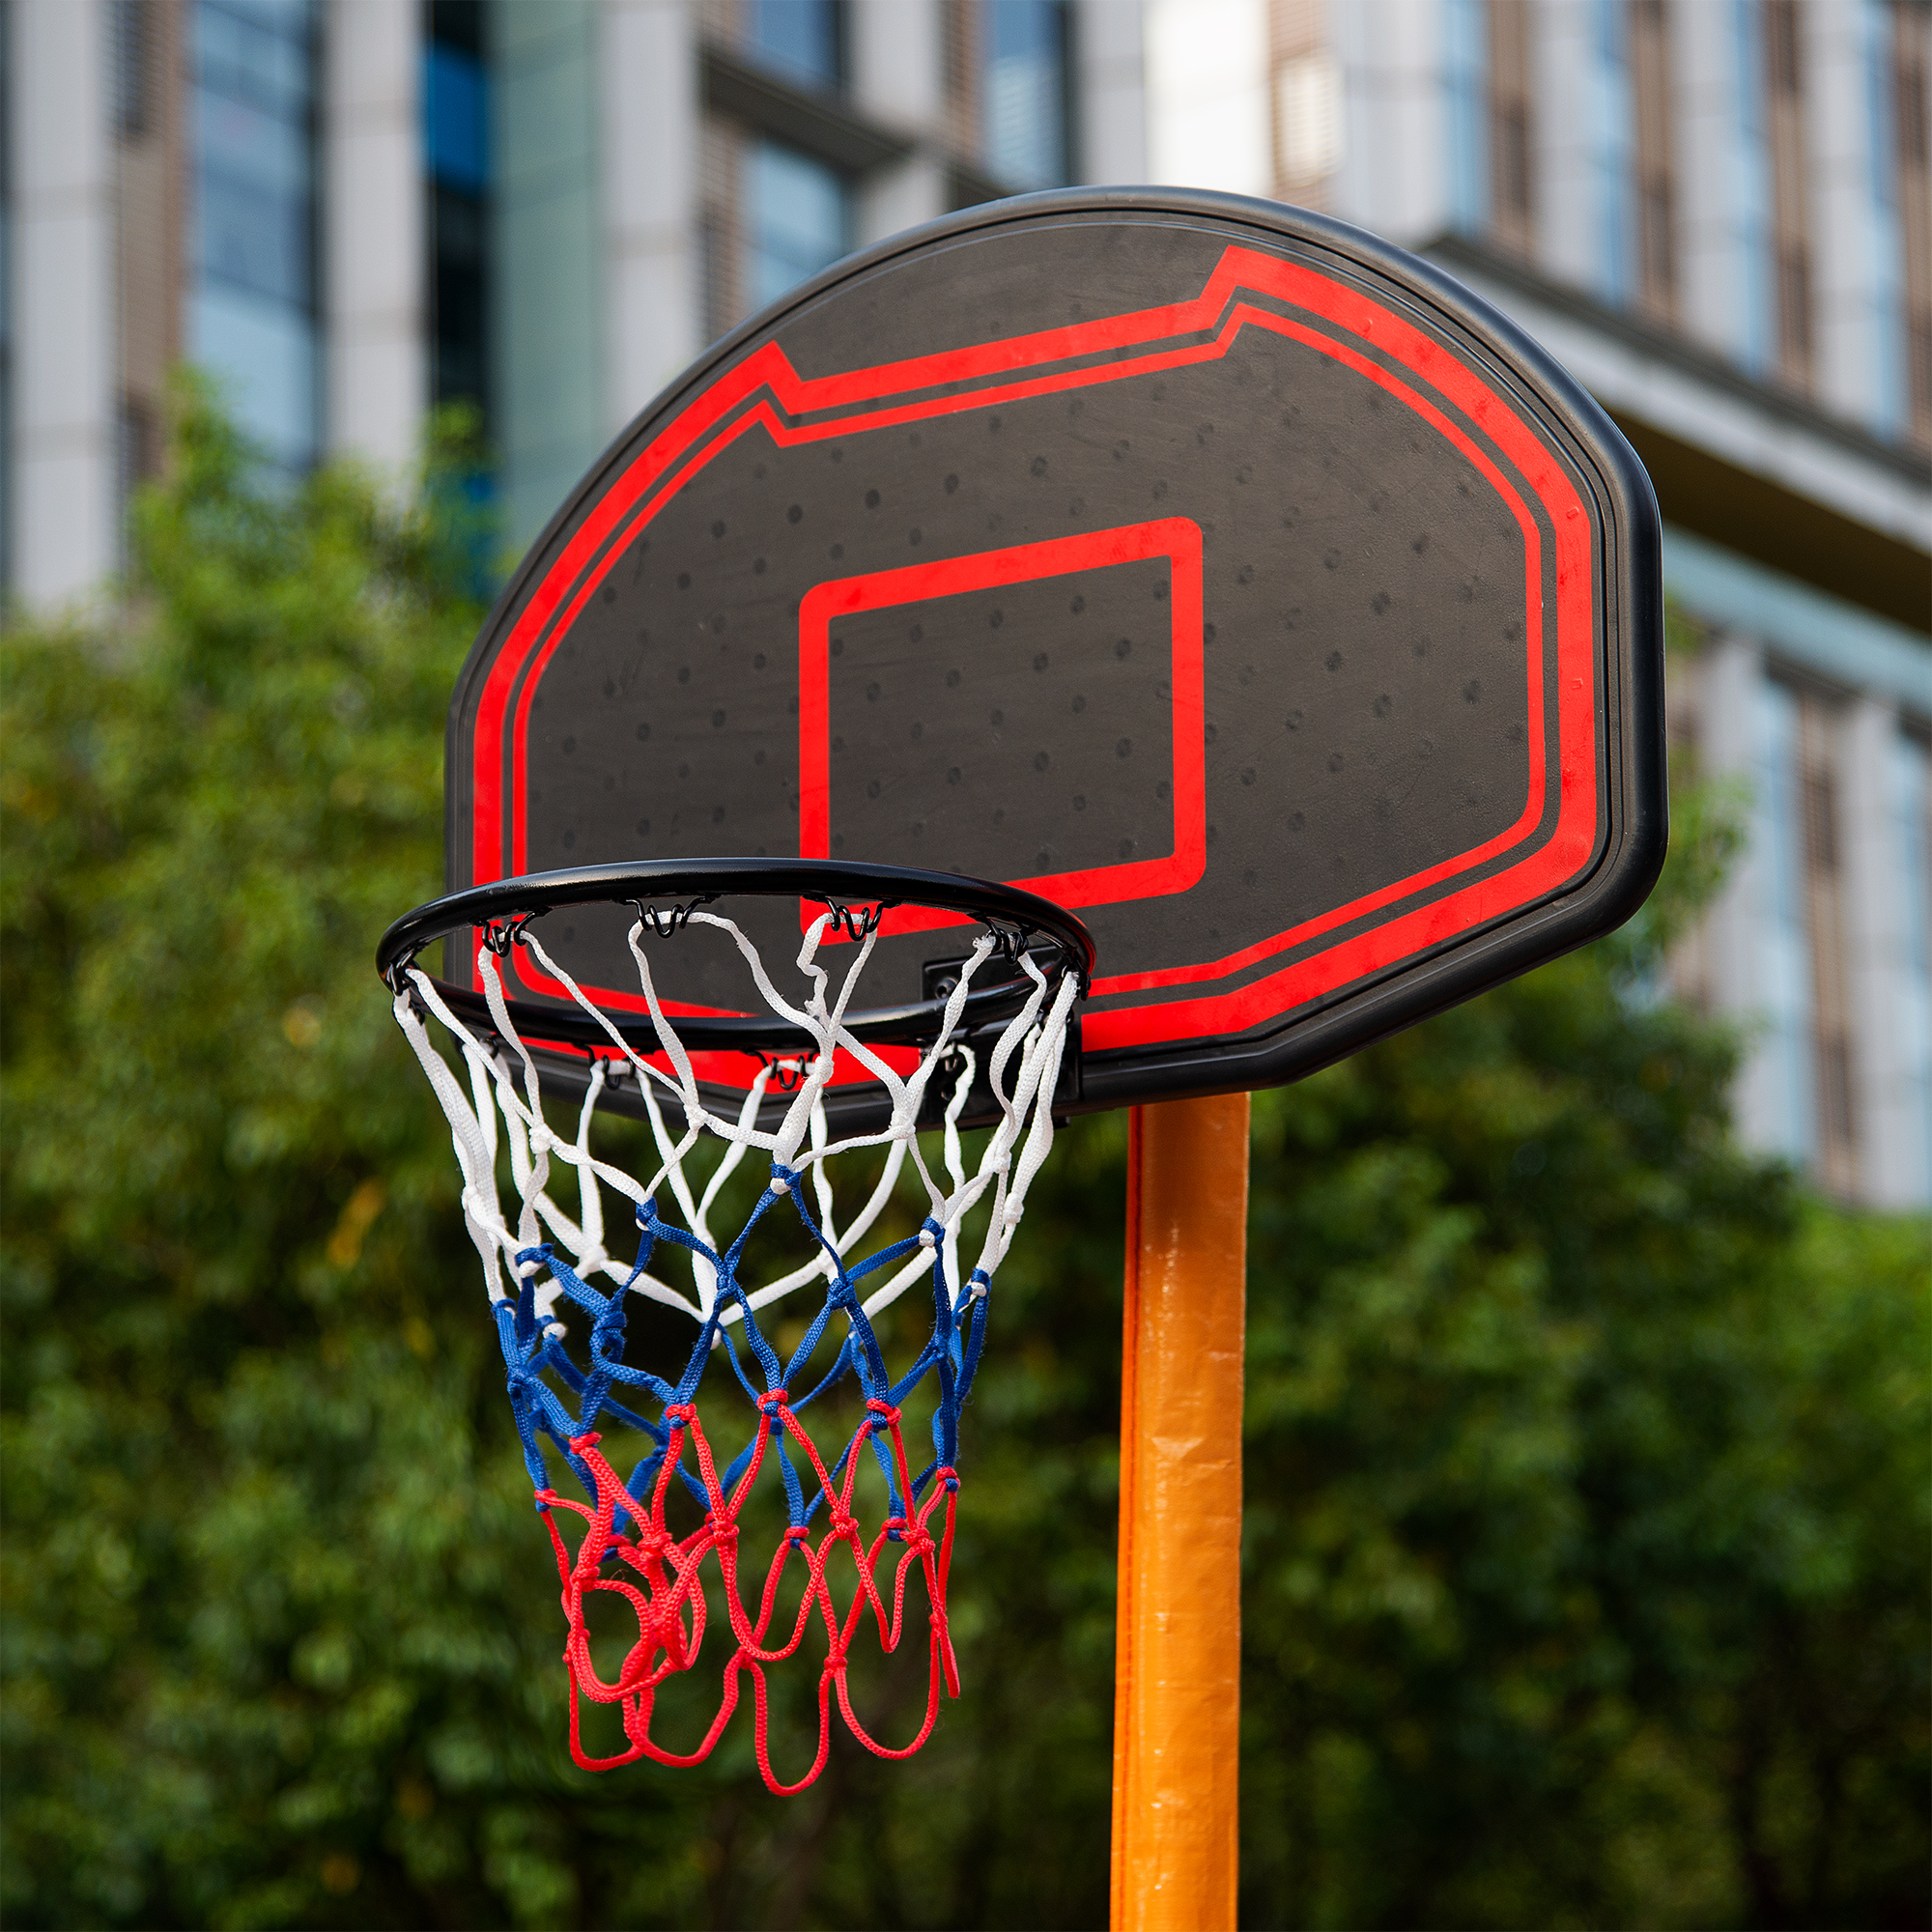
[[536, 1396, 960, 1794]]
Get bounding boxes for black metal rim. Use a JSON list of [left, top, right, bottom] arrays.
[[377, 858, 1095, 1056]]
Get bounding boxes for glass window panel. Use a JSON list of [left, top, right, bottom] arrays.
[[194, 95, 311, 304], [189, 0, 317, 469], [746, 0, 841, 89], [1754, 680, 1814, 1162], [1442, 0, 1487, 229], [748, 140, 847, 309], [983, 0, 1068, 190], [188, 284, 318, 469], [1890, 731, 1932, 1198], [196, 1, 310, 114], [426, 42, 490, 193], [1588, 0, 1634, 303]]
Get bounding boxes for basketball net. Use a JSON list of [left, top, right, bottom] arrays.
[[392, 903, 1078, 1792]]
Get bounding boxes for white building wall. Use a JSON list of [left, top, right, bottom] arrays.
[[1077, 0, 1148, 185], [1531, 0, 1599, 292], [323, 0, 425, 472], [602, 0, 700, 432], [1328, 0, 1448, 243], [1144, 0, 1270, 198], [850, 0, 948, 249], [12, 0, 115, 607]]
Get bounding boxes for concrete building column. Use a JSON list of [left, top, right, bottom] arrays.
[[1146, 0, 1270, 201], [1841, 695, 1922, 1206], [1076, 0, 1147, 185], [850, 0, 946, 249], [12, 0, 116, 607], [324, 0, 426, 471], [603, 0, 700, 433], [1329, 0, 1446, 245], [1531, 0, 1599, 294]]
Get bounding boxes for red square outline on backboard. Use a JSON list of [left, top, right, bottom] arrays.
[[796, 519, 1207, 935]]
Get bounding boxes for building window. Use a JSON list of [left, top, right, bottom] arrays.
[[188, 0, 320, 471], [981, 0, 1069, 189], [425, 0, 492, 425], [1893, 0, 1932, 443], [1631, 0, 1677, 320], [1797, 697, 1857, 1194], [113, 0, 153, 139], [1588, 0, 1634, 305], [746, 138, 849, 312], [1754, 680, 1816, 1166], [1763, 0, 1814, 389], [1444, 0, 1488, 232], [745, 0, 844, 91], [1890, 730, 1932, 1199], [1488, 0, 1534, 253]]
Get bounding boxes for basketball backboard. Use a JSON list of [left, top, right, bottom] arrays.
[[444, 188, 1664, 1117]]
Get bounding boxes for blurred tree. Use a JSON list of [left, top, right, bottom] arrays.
[[0, 392, 1924, 1931]]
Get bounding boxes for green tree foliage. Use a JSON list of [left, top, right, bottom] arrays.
[[2, 398, 1925, 1929]]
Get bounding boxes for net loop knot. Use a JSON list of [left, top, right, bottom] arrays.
[[755, 1387, 790, 1414], [482, 911, 535, 955], [628, 896, 710, 939], [865, 1398, 901, 1434], [663, 1402, 696, 1429], [819, 899, 884, 943], [935, 1464, 961, 1493]]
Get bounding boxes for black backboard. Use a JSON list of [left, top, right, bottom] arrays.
[[446, 189, 1665, 1111]]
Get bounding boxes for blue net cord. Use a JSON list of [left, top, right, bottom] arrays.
[[392, 904, 1076, 1792]]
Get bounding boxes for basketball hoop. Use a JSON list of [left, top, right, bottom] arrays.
[[377, 859, 1093, 1792]]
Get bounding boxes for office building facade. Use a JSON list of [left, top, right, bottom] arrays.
[[6, 0, 1928, 1203]]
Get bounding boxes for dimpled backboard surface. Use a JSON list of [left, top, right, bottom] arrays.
[[447, 190, 1664, 1110]]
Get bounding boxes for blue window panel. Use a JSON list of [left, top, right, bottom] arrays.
[[194, 92, 312, 305], [195, 0, 311, 114], [1733, 0, 1775, 373], [189, 0, 317, 469], [747, 0, 841, 89], [189, 283, 318, 470], [1443, 0, 1488, 232], [1864, 0, 1906, 436], [984, 0, 1067, 189], [426, 42, 489, 192], [1589, 0, 1634, 305], [748, 140, 848, 309]]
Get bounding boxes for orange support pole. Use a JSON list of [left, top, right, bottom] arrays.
[[1111, 1092, 1251, 1932]]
